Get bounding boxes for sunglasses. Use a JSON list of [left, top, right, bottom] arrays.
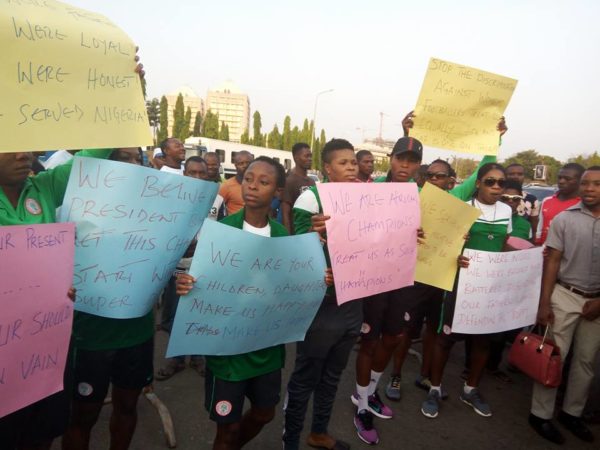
[[501, 194, 523, 202], [425, 172, 450, 180], [482, 177, 506, 188]]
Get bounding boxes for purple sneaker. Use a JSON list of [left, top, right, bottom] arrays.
[[351, 390, 393, 419], [368, 390, 393, 419], [354, 410, 379, 445]]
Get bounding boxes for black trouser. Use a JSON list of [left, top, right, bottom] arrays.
[[464, 329, 520, 371], [160, 275, 179, 333], [283, 295, 362, 450]]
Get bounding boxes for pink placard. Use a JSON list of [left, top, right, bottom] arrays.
[[0, 223, 75, 418], [507, 236, 535, 250], [318, 183, 420, 304]]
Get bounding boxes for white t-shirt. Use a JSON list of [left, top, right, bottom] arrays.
[[243, 220, 271, 237], [160, 165, 183, 175]]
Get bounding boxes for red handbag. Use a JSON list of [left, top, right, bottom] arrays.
[[508, 326, 563, 388]]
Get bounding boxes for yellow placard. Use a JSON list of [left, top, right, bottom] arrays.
[[0, 0, 152, 153], [412, 57, 517, 156], [415, 183, 481, 291]]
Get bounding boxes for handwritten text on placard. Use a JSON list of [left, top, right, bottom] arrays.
[[59, 157, 218, 319], [0, 0, 152, 152], [452, 247, 543, 334], [412, 57, 517, 155], [167, 220, 327, 357], [0, 223, 75, 419], [415, 183, 481, 291], [318, 183, 420, 304]]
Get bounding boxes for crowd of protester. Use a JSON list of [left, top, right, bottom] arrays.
[[1, 80, 599, 450]]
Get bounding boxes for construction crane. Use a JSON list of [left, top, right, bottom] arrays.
[[378, 112, 390, 146]]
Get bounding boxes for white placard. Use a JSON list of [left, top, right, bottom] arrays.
[[452, 247, 543, 334]]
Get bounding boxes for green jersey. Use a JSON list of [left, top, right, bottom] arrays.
[[205, 209, 287, 382], [293, 185, 333, 295], [374, 155, 496, 201], [0, 149, 111, 225], [465, 199, 512, 252], [510, 214, 532, 240]]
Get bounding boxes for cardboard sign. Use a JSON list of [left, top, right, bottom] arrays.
[[318, 183, 420, 304], [167, 220, 327, 356], [412, 57, 517, 155], [416, 183, 481, 291], [452, 247, 543, 334], [0, 0, 152, 152], [0, 223, 75, 418], [59, 157, 218, 318]]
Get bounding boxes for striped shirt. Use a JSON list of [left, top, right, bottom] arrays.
[[465, 199, 513, 252]]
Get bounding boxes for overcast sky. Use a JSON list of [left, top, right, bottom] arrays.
[[70, 0, 600, 162]]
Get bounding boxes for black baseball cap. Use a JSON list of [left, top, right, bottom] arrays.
[[390, 137, 423, 160]]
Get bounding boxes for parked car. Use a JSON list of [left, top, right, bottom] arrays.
[[523, 184, 557, 201]]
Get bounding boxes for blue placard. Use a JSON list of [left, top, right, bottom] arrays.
[[167, 220, 327, 356], [59, 157, 218, 318]]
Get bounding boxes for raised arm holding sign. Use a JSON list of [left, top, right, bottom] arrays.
[[412, 58, 517, 155]]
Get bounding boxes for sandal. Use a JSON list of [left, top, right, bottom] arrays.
[[307, 435, 350, 450], [155, 359, 185, 381]]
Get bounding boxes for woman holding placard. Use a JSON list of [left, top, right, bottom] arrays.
[[421, 163, 512, 419]]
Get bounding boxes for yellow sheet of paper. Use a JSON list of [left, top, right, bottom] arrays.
[[416, 183, 481, 291], [412, 58, 517, 156], [0, 0, 152, 153]]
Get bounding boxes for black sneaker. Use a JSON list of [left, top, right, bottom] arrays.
[[558, 411, 594, 442]]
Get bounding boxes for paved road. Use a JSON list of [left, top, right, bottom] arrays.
[[53, 321, 599, 450]]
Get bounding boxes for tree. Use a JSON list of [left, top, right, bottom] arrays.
[[448, 157, 478, 181], [282, 116, 292, 150], [140, 77, 147, 99], [291, 126, 300, 149], [157, 96, 169, 144], [219, 122, 230, 141], [374, 158, 390, 173], [503, 149, 562, 184], [252, 111, 263, 146], [146, 98, 160, 145], [240, 129, 251, 144], [202, 110, 219, 139], [192, 111, 202, 137], [569, 151, 600, 167], [301, 118, 311, 144], [313, 129, 326, 170], [183, 106, 192, 139], [267, 124, 282, 149], [171, 93, 186, 140]]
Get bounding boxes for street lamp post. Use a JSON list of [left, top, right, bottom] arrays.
[[310, 88, 334, 155]]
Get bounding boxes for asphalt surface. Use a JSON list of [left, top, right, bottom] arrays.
[[52, 313, 599, 450]]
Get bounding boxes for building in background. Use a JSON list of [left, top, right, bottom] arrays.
[[165, 86, 204, 136], [205, 80, 250, 143], [355, 138, 394, 176]]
